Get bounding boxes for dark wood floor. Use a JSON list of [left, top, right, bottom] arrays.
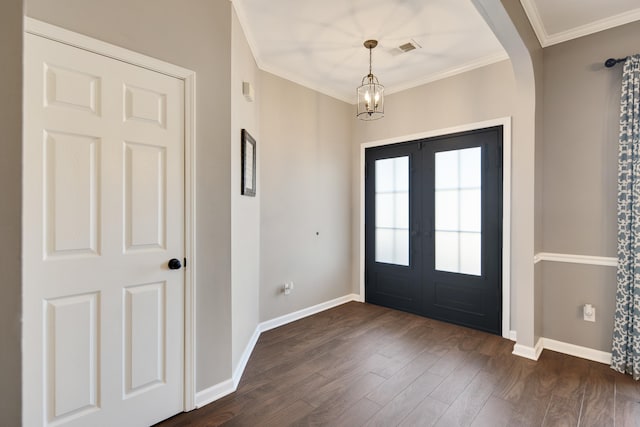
[[157, 302, 640, 427]]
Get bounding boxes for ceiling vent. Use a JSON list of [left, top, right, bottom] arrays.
[[398, 39, 421, 53]]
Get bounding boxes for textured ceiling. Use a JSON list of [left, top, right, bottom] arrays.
[[232, 0, 640, 103]]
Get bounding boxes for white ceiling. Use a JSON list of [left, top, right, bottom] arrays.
[[232, 0, 640, 104], [521, 0, 640, 47]]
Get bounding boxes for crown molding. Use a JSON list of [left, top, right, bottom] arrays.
[[520, 0, 640, 47], [519, 0, 547, 47], [543, 8, 640, 47]]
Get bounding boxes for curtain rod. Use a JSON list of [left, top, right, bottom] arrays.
[[605, 57, 629, 68]]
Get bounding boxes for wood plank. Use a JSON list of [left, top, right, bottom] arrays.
[[541, 394, 582, 427], [547, 352, 590, 400], [469, 396, 514, 427], [504, 368, 557, 427], [491, 356, 537, 402], [260, 400, 315, 427], [304, 369, 376, 408], [365, 372, 445, 426], [615, 394, 640, 427], [398, 396, 449, 427], [303, 353, 391, 408], [221, 373, 332, 426], [332, 398, 381, 427], [434, 370, 496, 426], [475, 333, 511, 357], [366, 351, 440, 406], [616, 371, 640, 401], [580, 362, 616, 427], [294, 372, 386, 425], [429, 352, 489, 405], [427, 348, 470, 377]]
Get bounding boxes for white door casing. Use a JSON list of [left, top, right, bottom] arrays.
[[23, 31, 189, 426]]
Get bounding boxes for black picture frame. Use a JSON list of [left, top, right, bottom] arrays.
[[241, 129, 256, 196]]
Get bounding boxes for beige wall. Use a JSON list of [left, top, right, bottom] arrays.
[[543, 24, 636, 256], [231, 8, 261, 370], [352, 60, 515, 144], [0, 0, 22, 424], [542, 263, 616, 350], [541, 20, 640, 351], [26, 0, 234, 391], [259, 72, 353, 321]]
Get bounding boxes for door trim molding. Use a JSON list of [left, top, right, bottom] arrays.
[[24, 17, 198, 411], [359, 117, 512, 338]]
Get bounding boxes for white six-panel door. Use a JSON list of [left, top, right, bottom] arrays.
[[23, 33, 185, 427]]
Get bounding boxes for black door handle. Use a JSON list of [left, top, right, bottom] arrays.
[[168, 258, 182, 270]]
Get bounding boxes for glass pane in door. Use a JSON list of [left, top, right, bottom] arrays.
[[434, 147, 481, 275], [375, 157, 409, 266]]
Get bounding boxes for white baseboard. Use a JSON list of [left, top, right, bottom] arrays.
[[195, 293, 361, 409], [512, 337, 544, 360], [510, 335, 612, 365], [509, 330, 517, 341], [232, 327, 261, 389], [542, 338, 612, 365], [195, 379, 235, 408], [259, 293, 360, 332]]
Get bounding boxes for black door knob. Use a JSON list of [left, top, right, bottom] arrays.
[[168, 258, 182, 270]]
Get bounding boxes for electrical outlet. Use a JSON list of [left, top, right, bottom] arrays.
[[583, 304, 595, 322], [283, 281, 294, 295]]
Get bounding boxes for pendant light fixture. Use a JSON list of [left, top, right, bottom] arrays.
[[357, 40, 384, 121]]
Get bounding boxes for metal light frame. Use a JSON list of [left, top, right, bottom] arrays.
[[357, 39, 385, 121]]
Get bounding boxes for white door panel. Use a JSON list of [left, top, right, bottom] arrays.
[[44, 131, 101, 257], [124, 282, 166, 396], [24, 33, 185, 427], [45, 293, 100, 422], [124, 141, 167, 252]]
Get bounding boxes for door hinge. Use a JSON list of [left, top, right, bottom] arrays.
[[184, 257, 187, 268]]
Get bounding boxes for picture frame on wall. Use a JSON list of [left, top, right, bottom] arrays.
[[241, 129, 256, 196]]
